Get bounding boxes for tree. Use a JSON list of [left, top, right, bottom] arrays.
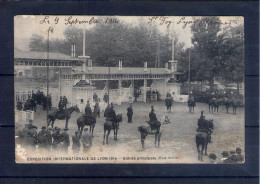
[[190, 17, 222, 88], [28, 34, 46, 51]]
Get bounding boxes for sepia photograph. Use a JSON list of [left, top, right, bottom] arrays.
[[14, 15, 244, 164]]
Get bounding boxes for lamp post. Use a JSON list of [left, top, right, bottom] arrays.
[[107, 38, 115, 105], [46, 26, 53, 126]]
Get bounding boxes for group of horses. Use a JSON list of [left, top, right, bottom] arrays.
[[208, 97, 242, 114], [47, 105, 123, 145], [187, 96, 242, 115]]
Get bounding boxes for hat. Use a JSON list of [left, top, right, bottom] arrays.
[[41, 126, 46, 130], [208, 153, 217, 160], [229, 150, 236, 155], [221, 151, 229, 157], [236, 147, 242, 154], [84, 128, 88, 132]]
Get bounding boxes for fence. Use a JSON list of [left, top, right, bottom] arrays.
[[15, 110, 34, 123]]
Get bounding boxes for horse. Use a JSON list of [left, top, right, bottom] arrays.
[[231, 98, 242, 114], [77, 112, 97, 137], [103, 114, 123, 145], [165, 97, 174, 112], [47, 105, 80, 129], [138, 115, 171, 149], [223, 97, 233, 113], [208, 98, 219, 113], [188, 97, 196, 113], [195, 119, 214, 161]]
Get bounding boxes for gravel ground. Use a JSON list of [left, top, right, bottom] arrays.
[[16, 101, 244, 164]]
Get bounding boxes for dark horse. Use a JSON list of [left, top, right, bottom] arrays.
[[138, 115, 171, 149], [103, 114, 122, 145], [195, 119, 214, 161], [231, 98, 242, 114], [47, 105, 80, 129], [188, 97, 196, 113], [208, 98, 220, 113], [165, 97, 174, 112], [223, 97, 233, 113], [77, 112, 97, 137]]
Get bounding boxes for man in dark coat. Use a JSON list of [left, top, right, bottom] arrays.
[[127, 104, 133, 123], [104, 104, 110, 118], [94, 100, 100, 117], [52, 128, 61, 150], [60, 128, 70, 153], [16, 101, 23, 111], [72, 131, 81, 154], [93, 93, 98, 102], [197, 111, 209, 131], [103, 93, 109, 104], [58, 96, 64, 111], [63, 96, 68, 109], [108, 104, 116, 122], [38, 126, 50, 150], [42, 95, 47, 110], [85, 101, 93, 116], [149, 106, 157, 122], [81, 128, 92, 153]]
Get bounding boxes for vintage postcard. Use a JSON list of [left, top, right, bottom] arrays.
[[14, 15, 244, 163]]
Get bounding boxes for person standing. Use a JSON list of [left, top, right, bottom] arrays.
[[81, 128, 93, 153], [60, 128, 70, 153], [72, 131, 81, 154], [127, 104, 133, 123], [93, 92, 98, 102], [103, 93, 109, 104], [38, 126, 50, 150], [52, 128, 61, 150]]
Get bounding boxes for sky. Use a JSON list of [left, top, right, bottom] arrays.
[[14, 16, 243, 51]]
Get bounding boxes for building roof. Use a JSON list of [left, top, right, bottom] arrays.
[[14, 49, 79, 61], [73, 67, 176, 75]]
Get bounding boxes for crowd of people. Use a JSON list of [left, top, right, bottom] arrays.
[[16, 90, 52, 112], [17, 120, 93, 154]]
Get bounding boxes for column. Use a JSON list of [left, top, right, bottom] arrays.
[[131, 79, 134, 101], [118, 79, 122, 105], [144, 78, 147, 102]]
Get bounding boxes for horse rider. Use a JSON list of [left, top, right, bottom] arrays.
[[197, 111, 212, 142], [58, 96, 64, 112], [63, 96, 68, 109], [72, 131, 81, 154], [52, 127, 61, 150], [38, 126, 52, 150], [81, 128, 93, 153], [60, 128, 70, 153], [104, 104, 110, 118], [127, 104, 133, 123], [149, 105, 158, 124], [107, 103, 116, 123]]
